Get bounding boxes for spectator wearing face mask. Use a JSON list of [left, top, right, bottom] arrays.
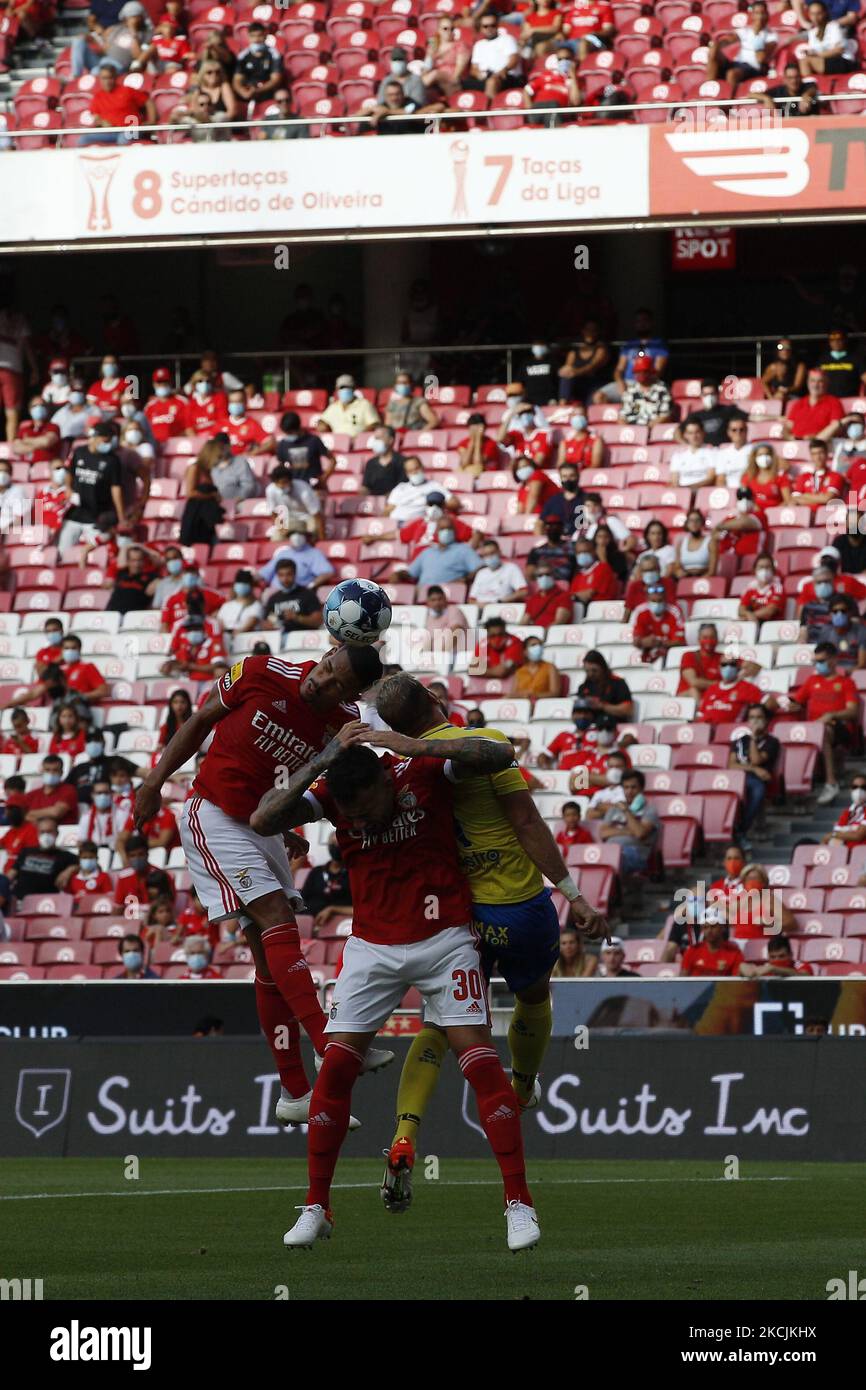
[[513, 338, 559, 406], [623, 554, 676, 617], [770, 642, 859, 804], [86, 353, 125, 412], [789, 438, 845, 510], [738, 554, 784, 621], [232, 21, 283, 103], [556, 408, 604, 472], [11, 394, 61, 464], [303, 838, 353, 929], [162, 614, 226, 680], [58, 424, 126, 556], [697, 658, 763, 725], [212, 389, 274, 459], [470, 617, 524, 679], [51, 377, 96, 443], [570, 536, 619, 616], [598, 769, 659, 873], [619, 352, 674, 427], [144, 366, 187, 441], [815, 328, 863, 398], [680, 379, 749, 447], [499, 402, 553, 467], [632, 584, 685, 664], [524, 565, 572, 629], [117, 387, 157, 452], [677, 623, 722, 698], [468, 541, 528, 605], [107, 544, 160, 614], [275, 410, 335, 486], [318, 374, 381, 438], [456, 413, 502, 474], [797, 564, 841, 633], [151, 546, 186, 610], [805, 595, 866, 664], [114, 834, 176, 907], [824, 775, 866, 845], [184, 374, 228, 435], [20, 755, 78, 825], [375, 45, 427, 106], [512, 636, 560, 697], [798, 552, 866, 612], [265, 465, 322, 543], [260, 558, 324, 637], [179, 933, 222, 979], [376, 457, 453, 530], [161, 564, 223, 630], [42, 357, 72, 407], [784, 369, 844, 441], [540, 465, 584, 533], [527, 518, 576, 583], [729, 703, 780, 838], [35, 459, 72, 537], [708, 486, 766, 566], [259, 529, 336, 590], [68, 840, 113, 894], [77, 779, 131, 848], [560, 715, 630, 784], [360, 425, 407, 496], [10, 817, 78, 899], [0, 708, 39, 756], [217, 569, 263, 638], [66, 730, 134, 805], [114, 933, 160, 980], [57, 635, 109, 707], [383, 372, 439, 432], [0, 462, 27, 527], [740, 444, 793, 515], [397, 520, 482, 587]]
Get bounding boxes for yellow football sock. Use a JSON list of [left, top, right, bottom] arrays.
[[508, 996, 552, 1104], [393, 1026, 449, 1146]]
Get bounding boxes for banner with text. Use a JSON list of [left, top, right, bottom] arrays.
[[0, 126, 648, 245]]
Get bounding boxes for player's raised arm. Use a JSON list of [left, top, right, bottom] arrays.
[[362, 728, 515, 775], [134, 686, 227, 827], [496, 787, 611, 942], [250, 719, 372, 836]]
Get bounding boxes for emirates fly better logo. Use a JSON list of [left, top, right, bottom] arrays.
[[664, 127, 811, 199]]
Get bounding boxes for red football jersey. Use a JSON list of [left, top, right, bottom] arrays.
[[185, 393, 228, 433], [560, 433, 596, 468], [526, 70, 570, 105], [632, 603, 685, 656], [144, 395, 188, 442], [15, 419, 61, 463], [677, 648, 721, 695], [210, 415, 267, 455], [191, 655, 360, 822], [517, 465, 558, 510], [548, 729, 580, 761], [70, 869, 114, 895], [162, 587, 223, 630], [555, 826, 593, 850], [63, 661, 105, 698], [560, 746, 631, 776], [86, 378, 124, 410], [697, 678, 762, 724], [400, 514, 472, 560], [0, 732, 38, 754], [304, 753, 472, 945], [791, 672, 858, 722], [748, 473, 791, 513], [798, 575, 866, 607], [739, 578, 784, 615], [564, 0, 614, 34], [682, 942, 744, 977], [504, 431, 553, 469], [718, 512, 766, 557], [791, 468, 844, 503], [140, 805, 181, 849], [570, 558, 618, 600], [34, 484, 70, 533]]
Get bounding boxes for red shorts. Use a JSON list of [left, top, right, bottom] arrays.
[[0, 369, 23, 411]]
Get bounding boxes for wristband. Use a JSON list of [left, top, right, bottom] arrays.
[[556, 875, 581, 903]]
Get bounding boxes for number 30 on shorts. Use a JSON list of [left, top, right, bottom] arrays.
[[451, 968, 483, 1001]]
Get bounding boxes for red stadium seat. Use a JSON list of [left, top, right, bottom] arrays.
[[800, 938, 863, 965], [488, 89, 526, 129], [659, 817, 698, 868]]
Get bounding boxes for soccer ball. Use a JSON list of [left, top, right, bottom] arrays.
[[323, 578, 393, 645]]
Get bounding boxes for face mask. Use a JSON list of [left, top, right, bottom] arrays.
[[570, 415, 587, 431], [815, 582, 833, 600], [122, 951, 143, 971], [518, 414, 534, 432], [86, 740, 104, 759], [832, 611, 849, 628], [120, 403, 137, 419], [756, 453, 772, 467], [47, 630, 62, 646], [251, 40, 266, 51], [96, 442, 112, 454], [650, 601, 665, 616], [79, 857, 97, 874], [515, 465, 533, 482], [736, 499, 751, 514], [228, 401, 245, 418], [561, 478, 578, 493], [643, 572, 660, 587], [62, 648, 79, 664], [39, 833, 56, 849], [234, 582, 252, 598], [42, 772, 61, 788], [182, 572, 199, 589], [187, 953, 208, 972], [0, 473, 10, 488], [830, 350, 846, 360], [94, 792, 112, 809], [31, 404, 48, 421], [815, 660, 831, 676], [700, 637, 717, 652], [484, 555, 501, 569], [52, 466, 68, 484], [629, 794, 645, 813], [130, 855, 148, 873], [527, 644, 543, 661], [597, 729, 613, 746], [289, 533, 307, 550], [426, 505, 443, 521], [756, 568, 773, 585], [370, 437, 388, 456], [438, 529, 454, 545], [195, 381, 211, 397], [395, 382, 411, 396], [721, 665, 739, 682], [576, 553, 593, 570], [852, 788, 866, 805], [537, 575, 554, 591], [51, 372, 67, 385], [507, 396, 525, 410], [102, 363, 118, 379], [848, 422, 864, 440], [70, 391, 85, 406], [607, 766, 623, 785], [115, 783, 132, 797], [167, 558, 183, 575], [186, 631, 205, 646], [391, 59, 407, 74], [408, 472, 426, 486], [702, 393, 718, 408], [125, 429, 142, 446], [338, 387, 354, 404]]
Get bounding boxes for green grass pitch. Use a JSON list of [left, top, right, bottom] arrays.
[[0, 1158, 858, 1301]]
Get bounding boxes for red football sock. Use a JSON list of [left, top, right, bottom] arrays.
[[307, 1040, 365, 1209], [458, 1045, 532, 1207], [261, 922, 327, 1055], [254, 974, 309, 1099]]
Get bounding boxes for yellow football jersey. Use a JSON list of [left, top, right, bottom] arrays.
[[422, 721, 543, 906]]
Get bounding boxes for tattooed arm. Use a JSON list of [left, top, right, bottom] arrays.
[[250, 720, 371, 836], [361, 729, 515, 776]]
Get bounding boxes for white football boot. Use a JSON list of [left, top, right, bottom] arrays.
[[505, 1200, 541, 1253], [283, 1204, 333, 1249], [275, 1088, 360, 1131], [314, 1046, 395, 1075]]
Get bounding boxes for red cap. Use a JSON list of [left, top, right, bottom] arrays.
[[49, 357, 69, 372], [632, 352, 654, 375], [153, 366, 171, 383], [157, 13, 178, 25]]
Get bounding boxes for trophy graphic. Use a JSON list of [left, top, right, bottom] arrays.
[[450, 138, 469, 219], [78, 149, 122, 233]]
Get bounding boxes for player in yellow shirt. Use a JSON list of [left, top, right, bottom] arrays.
[[370, 673, 608, 1212]]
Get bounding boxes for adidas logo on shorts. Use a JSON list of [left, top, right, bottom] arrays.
[[465, 1001, 482, 1014]]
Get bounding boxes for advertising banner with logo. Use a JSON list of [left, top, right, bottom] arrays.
[[0, 1036, 861, 1159], [650, 115, 866, 218], [0, 125, 648, 246]]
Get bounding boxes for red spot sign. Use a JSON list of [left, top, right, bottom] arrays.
[[672, 226, 735, 270]]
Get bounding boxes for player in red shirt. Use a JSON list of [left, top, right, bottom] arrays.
[[184, 378, 228, 434], [570, 538, 618, 608], [770, 641, 860, 803], [738, 555, 784, 621], [161, 569, 223, 630], [251, 724, 539, 1253], [144, 366, 188, 442], [632, 588, 685, 663], [60, 636, 109, 704], [681, 920, 745, 977], [788, 439, 845, 510], [11, 394, 61, 464], [211, 389, 274, 456], [134, 645, 392, 1125], [784, 370, 844, 440], [697, 660, 762, 724]]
